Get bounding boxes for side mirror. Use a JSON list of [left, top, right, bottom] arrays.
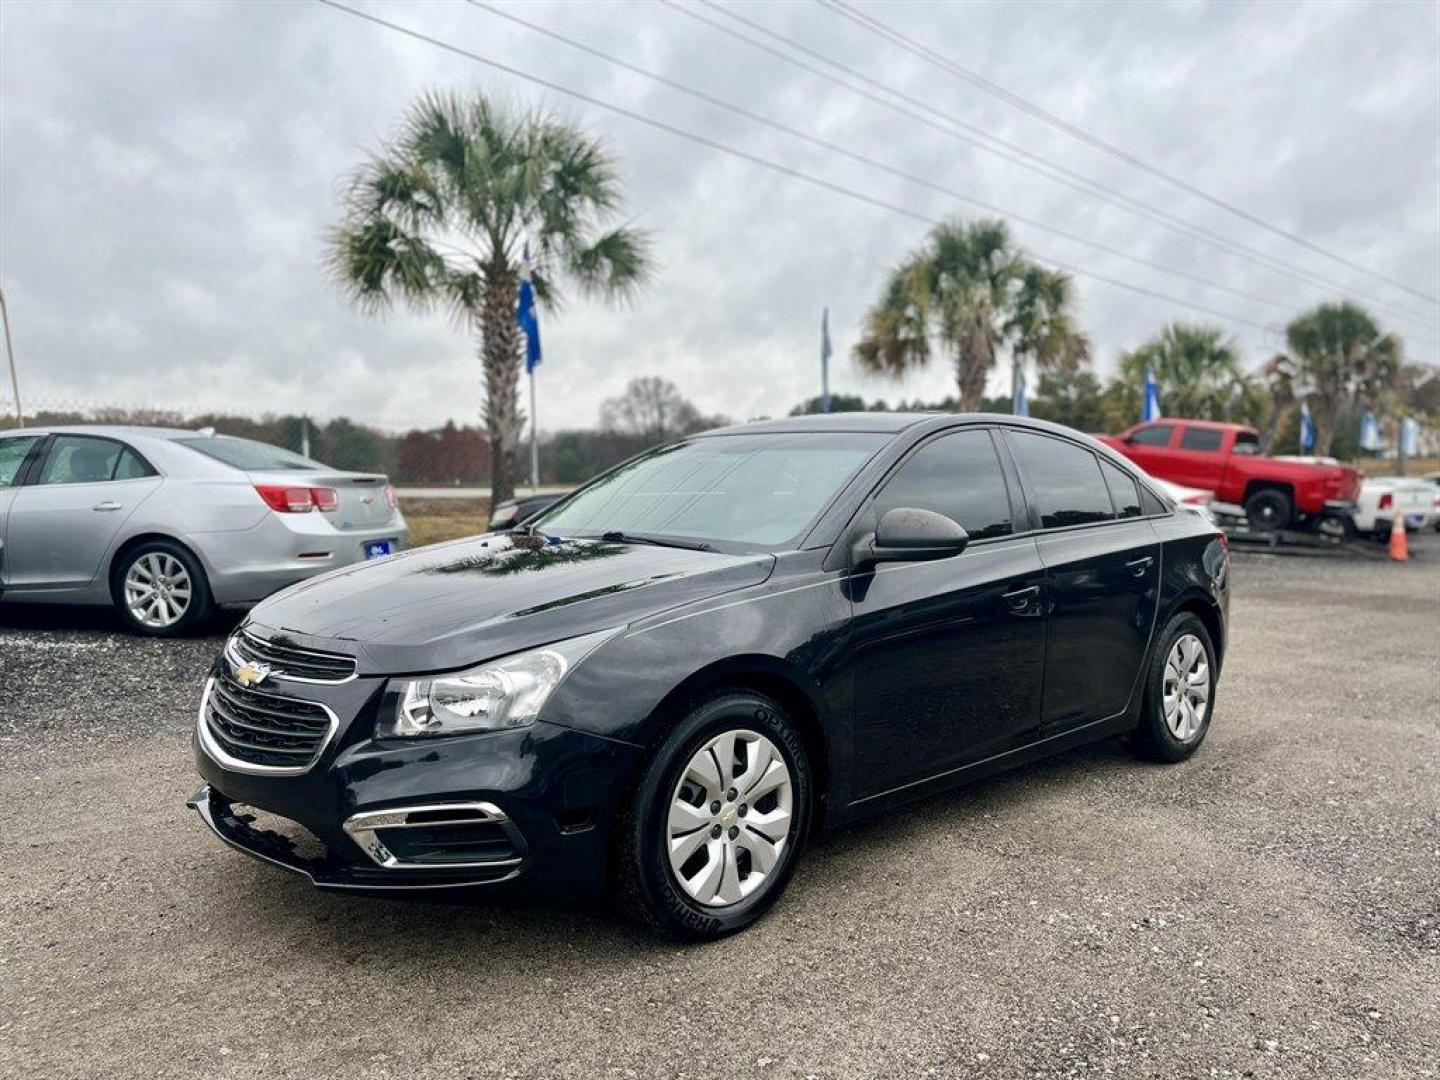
[[853, 507, 969, 567]]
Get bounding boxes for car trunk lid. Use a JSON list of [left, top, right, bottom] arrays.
[[247, 470, 397, 530]]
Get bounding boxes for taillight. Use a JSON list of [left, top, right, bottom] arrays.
[[255, 485, 337, 513], [1378, 492, 1393, 511], [384, 484, 398, 510]]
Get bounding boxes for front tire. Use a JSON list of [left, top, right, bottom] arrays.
[[615, 691, 812, 941], [111, 540, 213, 636], [1244, 487, 1293, 531], [1131, 612, 1217, 763]]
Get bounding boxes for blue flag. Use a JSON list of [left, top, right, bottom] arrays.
[[1400, 417, 1420, 457], [1299, 401, 1316, 453], [1142, 367, 1161, 422], [1359, 410, 1383, 452], [517, 245, 542, 374]]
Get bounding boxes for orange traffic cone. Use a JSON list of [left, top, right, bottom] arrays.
[[1388, 510, 1409, 562]]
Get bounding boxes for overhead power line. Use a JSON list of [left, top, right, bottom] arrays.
[[678, 0, 1439, 338], [820, 0, 1440, 308], [467, 0, 1304, 317], [317, 0, 1286, 338]]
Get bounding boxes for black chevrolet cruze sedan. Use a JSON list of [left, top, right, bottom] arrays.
[[190, 413, 1228, 939]]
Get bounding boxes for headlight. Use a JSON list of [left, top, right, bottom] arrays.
[[378, 627, 620, 738]]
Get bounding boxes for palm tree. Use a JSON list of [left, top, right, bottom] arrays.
[[329, 92, 650, 509], [1008, 265, 1090, 403], [1258, 352, 1298, 446], [856, 219, 1027, 411], [1278, 302, 1401, 456], [1119, 322, 1258, 422]]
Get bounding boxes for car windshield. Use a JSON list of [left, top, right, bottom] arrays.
[[175, 435, 323, 471], [534, 432, 887, 550]]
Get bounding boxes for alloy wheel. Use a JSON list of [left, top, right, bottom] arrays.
[[667, 729, 793, 908], [123, 552, 192, 629], [1162, 633, 1210, 740]]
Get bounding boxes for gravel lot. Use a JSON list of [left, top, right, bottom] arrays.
[[1, 538, 1437, 1079]]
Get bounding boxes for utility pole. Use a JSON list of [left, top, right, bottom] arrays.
[[0, 286, 22, 425]]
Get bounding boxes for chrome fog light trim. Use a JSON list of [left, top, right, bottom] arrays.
[[341, 802, 524, 870]]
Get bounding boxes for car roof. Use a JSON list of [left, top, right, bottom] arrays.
[[1136, 418, 1255, 432], [699, 412, 933, 436], [698, 411, 1095, 438], [1, 423, 201, 440]]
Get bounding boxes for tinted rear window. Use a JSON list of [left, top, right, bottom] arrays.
[[1140, 485, 1170, 516], [1130, 425, 1174, 447], [1100, 459, 1142, 518], [1008, 431, 1114, 529], [1179, 427, 1224, 452], [176, 436, 322, 471], [875, 430, 1012, 541]]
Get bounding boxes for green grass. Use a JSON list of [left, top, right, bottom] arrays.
[[400, 498, 488, 547]]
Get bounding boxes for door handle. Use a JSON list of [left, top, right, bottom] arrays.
[[92, 501, 123, 512], [1002, 584, 1039, 612], [1126, 556, 1153, 577]]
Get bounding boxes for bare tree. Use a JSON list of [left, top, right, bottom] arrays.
[[600, 376, 706, 443]]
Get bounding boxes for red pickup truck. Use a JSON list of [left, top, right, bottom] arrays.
[[1096, 419, 1361, 530]]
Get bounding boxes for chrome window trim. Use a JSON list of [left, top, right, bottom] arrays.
[[196, 677, 340, 776], [342, 802, 524, 871], [226, 629, 358, 685]]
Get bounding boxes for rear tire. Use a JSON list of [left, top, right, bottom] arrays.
[[1316, 513, 1355, 543], [614, 691, 811, 941], [1244, 488, 1293, 531], [1131, 612, 1217, 763], [111, 540, 213, 637]]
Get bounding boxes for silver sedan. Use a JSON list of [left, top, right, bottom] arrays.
[[0, 425, 408, 635]]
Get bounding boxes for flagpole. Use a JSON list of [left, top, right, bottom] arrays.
[[0, 286, 22, 425], [529, 367, 538, 495]]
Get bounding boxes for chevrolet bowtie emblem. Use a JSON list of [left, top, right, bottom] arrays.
[[233, 660, 271, 688]]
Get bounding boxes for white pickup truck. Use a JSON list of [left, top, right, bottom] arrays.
[[1351, 477, 1437, 538]]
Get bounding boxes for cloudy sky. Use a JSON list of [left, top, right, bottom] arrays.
[[2, 0, 1437, 433]]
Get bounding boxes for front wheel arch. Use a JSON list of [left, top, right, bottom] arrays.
[[630, 656, 833, 832]]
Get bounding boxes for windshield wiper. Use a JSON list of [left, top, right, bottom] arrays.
[[598, 530, 715, 553]]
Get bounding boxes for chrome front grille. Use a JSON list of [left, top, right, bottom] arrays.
[[202, 675, 336, 773], [229, 629, 357, 683]]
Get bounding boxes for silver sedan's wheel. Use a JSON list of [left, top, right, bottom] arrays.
[[123, 552, 193, 629], [1162, 633, 1210, 740], [667, 729, 793, 908]]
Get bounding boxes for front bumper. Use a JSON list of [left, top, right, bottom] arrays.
[[188, 786, 525, 891], [191, 697, 643, 902]]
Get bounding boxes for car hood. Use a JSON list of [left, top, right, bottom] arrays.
[[246, 533, 775, 674]]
